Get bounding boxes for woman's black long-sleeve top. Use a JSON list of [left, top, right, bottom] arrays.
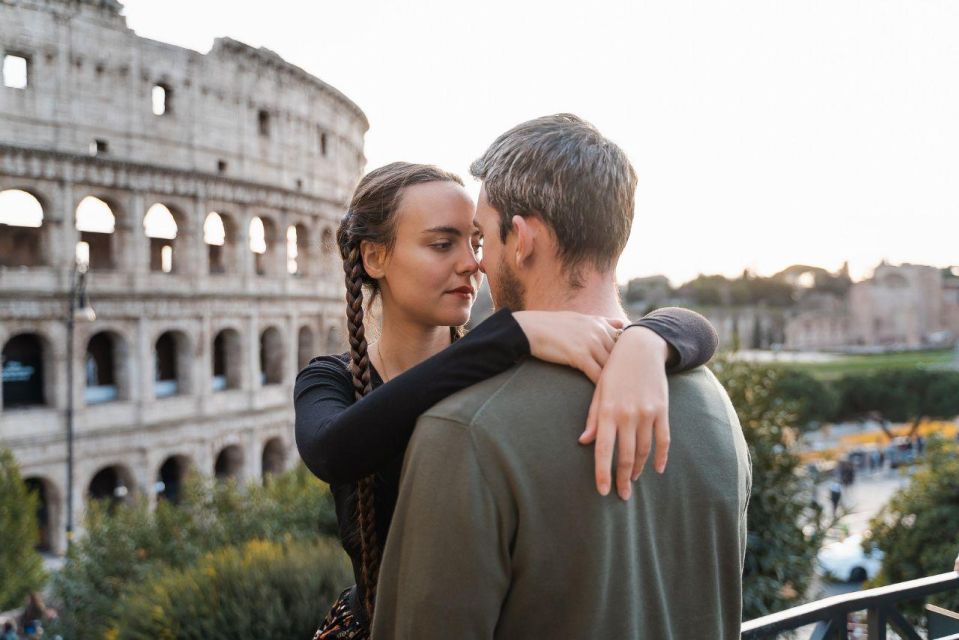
[[293, 306, 718, 620]]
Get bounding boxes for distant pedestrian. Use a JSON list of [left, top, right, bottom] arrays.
[[829, 480, 842, 514], [2, 622, 18, 640]]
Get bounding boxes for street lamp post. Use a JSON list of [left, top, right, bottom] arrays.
[[65, 259, 95, 546]]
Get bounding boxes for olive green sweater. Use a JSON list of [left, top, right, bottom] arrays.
[[372, 361, 752, 640]]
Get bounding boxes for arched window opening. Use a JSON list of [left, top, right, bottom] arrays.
[[0, 189, 44, 267], [76, 196, 116, 270], [85, 331, 118, 404], [2, 333, 45, 408], [214, 445, 243, 482], [144, 204, 178, 273], [262, 438, 286, 482], [259, 327, 284, 385], [212, 329, 242, 391]]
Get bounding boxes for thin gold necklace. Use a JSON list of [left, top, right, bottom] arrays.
[[375, 341, 392, 382]]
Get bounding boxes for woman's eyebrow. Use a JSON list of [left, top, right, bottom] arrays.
[[422, 226, 463, 236]]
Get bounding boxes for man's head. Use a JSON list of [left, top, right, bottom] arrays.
[[470, 113, 636, 310]]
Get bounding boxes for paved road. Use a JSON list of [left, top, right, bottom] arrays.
[[809, 468, 911, 599]]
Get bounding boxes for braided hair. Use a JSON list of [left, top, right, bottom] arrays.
[[336, 161, 465, 622]]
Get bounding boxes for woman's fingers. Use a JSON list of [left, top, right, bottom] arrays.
[[581, 393, 600, 444], [653, 410, 671, 474], [616, 422, 636, 500], [631, 408, 654, 481], [593, 410, 616, 496]]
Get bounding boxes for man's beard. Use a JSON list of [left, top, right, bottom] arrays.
[[490, 254, 526, 311]]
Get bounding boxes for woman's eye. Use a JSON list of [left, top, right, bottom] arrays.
[[431, 242, 452, 251]]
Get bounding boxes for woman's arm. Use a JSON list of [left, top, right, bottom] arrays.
[[630, 306, 719, 373], [294, 309, 529, 484], [580, 307, 719, 500]]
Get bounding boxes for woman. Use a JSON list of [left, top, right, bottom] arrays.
[[294, 162, 719, 638]]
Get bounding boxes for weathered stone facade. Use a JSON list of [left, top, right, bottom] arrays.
[[0, 0, 367, 553], [786, 263, 959, 351]]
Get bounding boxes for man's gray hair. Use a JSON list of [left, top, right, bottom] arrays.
[[470, 113, 637, 277]]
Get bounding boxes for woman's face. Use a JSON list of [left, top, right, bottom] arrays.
[[374, 180, 483, 328]]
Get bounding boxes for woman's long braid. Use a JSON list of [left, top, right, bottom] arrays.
[[332, 162, 467, 627], [344, 244, 381, 622]]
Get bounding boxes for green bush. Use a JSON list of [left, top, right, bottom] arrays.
[[712, 360, 828, 619], [114, 537, 351, 640], [52, 464, 341, 640], [0, 448, 46, 611], [866, 437, 959, 612]]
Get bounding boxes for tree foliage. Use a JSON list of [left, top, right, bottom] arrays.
[[114, 537, 351, 640], [866, 437, 959, 612], [51, 464, 339, 640], [771, 369, 840, 428], [835, 369, 959, 438], [0, 448, 47, 611], [712, 360, 828, 619]]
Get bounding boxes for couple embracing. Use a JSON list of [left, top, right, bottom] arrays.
[[294, 114, 752, 640]]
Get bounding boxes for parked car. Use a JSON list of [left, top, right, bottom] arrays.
[[886, 437, 917, 468], [817, 533, 884, 583]]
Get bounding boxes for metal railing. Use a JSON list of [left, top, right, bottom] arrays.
[[742, 572, 959, 639]]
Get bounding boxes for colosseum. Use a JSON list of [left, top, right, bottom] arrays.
[[0, 0, 367, 554]]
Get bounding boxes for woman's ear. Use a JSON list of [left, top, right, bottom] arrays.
[[360, 239, 388, 279]]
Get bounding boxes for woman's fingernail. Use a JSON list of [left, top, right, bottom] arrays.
[[599, 482, 610, 496]]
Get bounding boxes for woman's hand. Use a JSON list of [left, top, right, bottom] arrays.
[[513, 310, 625, 384], [579, 326, 671, 500]]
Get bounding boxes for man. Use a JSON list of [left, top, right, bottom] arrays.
[[371, 114, 752, 639]]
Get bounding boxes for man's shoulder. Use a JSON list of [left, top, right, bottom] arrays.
[[419, 358, 591, 430]]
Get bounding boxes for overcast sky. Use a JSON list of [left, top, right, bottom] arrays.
[[121, 0, 959, 286]]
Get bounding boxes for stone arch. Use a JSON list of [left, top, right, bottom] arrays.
[[321, 226, 335, 270], [204, 211, 238, 275], [297, 325, 314, 370], [261, 437, 286, 481], [87, 463, 136, 510], [326, 324, 344, 355], [0, 188, 45, 267], [84, 329, 130, 404], [211, 327, 243, 391], [1, 332, 48, 408], [214, 444, 244, 482], [259, 325, 285, 385], [75, 195, 118, 270], [144, 202, 185, 273], [23, 476, 62, 553], [156, 454, 192, 504], [249, 215, 278, 276], [287, 222, 310, 276], [154, 329, 192, 398]]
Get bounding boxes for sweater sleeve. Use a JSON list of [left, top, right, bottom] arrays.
[[630, 306, 719, 373], [293, 308, 529, 484]]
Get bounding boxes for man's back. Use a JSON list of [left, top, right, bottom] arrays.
[[372, 360, 751, 640]]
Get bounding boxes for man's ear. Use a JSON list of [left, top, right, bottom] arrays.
[[511, 214, 538, 269], [360, 239, 387, 279]]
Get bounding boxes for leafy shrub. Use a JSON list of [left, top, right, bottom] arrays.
[[114, 537, 351, 639], [0, 448, 46, 611], [52, 464, 341, 639]]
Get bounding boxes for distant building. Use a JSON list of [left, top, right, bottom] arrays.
[[0, 0, 366, 553]]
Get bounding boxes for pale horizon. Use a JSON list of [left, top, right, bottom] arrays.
[[22, 1, 959, 286]]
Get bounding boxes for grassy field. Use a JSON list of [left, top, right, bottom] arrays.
[[769, 348, 956, 380]]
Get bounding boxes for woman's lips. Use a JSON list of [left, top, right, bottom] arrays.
[[446, 286, 474, 299]]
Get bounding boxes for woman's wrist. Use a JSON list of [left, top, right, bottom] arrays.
[[621, 324, 672, 364]]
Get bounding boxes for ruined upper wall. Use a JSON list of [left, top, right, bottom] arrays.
[[0, 0, 368, 205]]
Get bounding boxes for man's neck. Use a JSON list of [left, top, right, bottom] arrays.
[[522, 268, 627, 320]]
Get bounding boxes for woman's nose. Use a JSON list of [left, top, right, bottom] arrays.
[[457, 244, 480, 275]]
